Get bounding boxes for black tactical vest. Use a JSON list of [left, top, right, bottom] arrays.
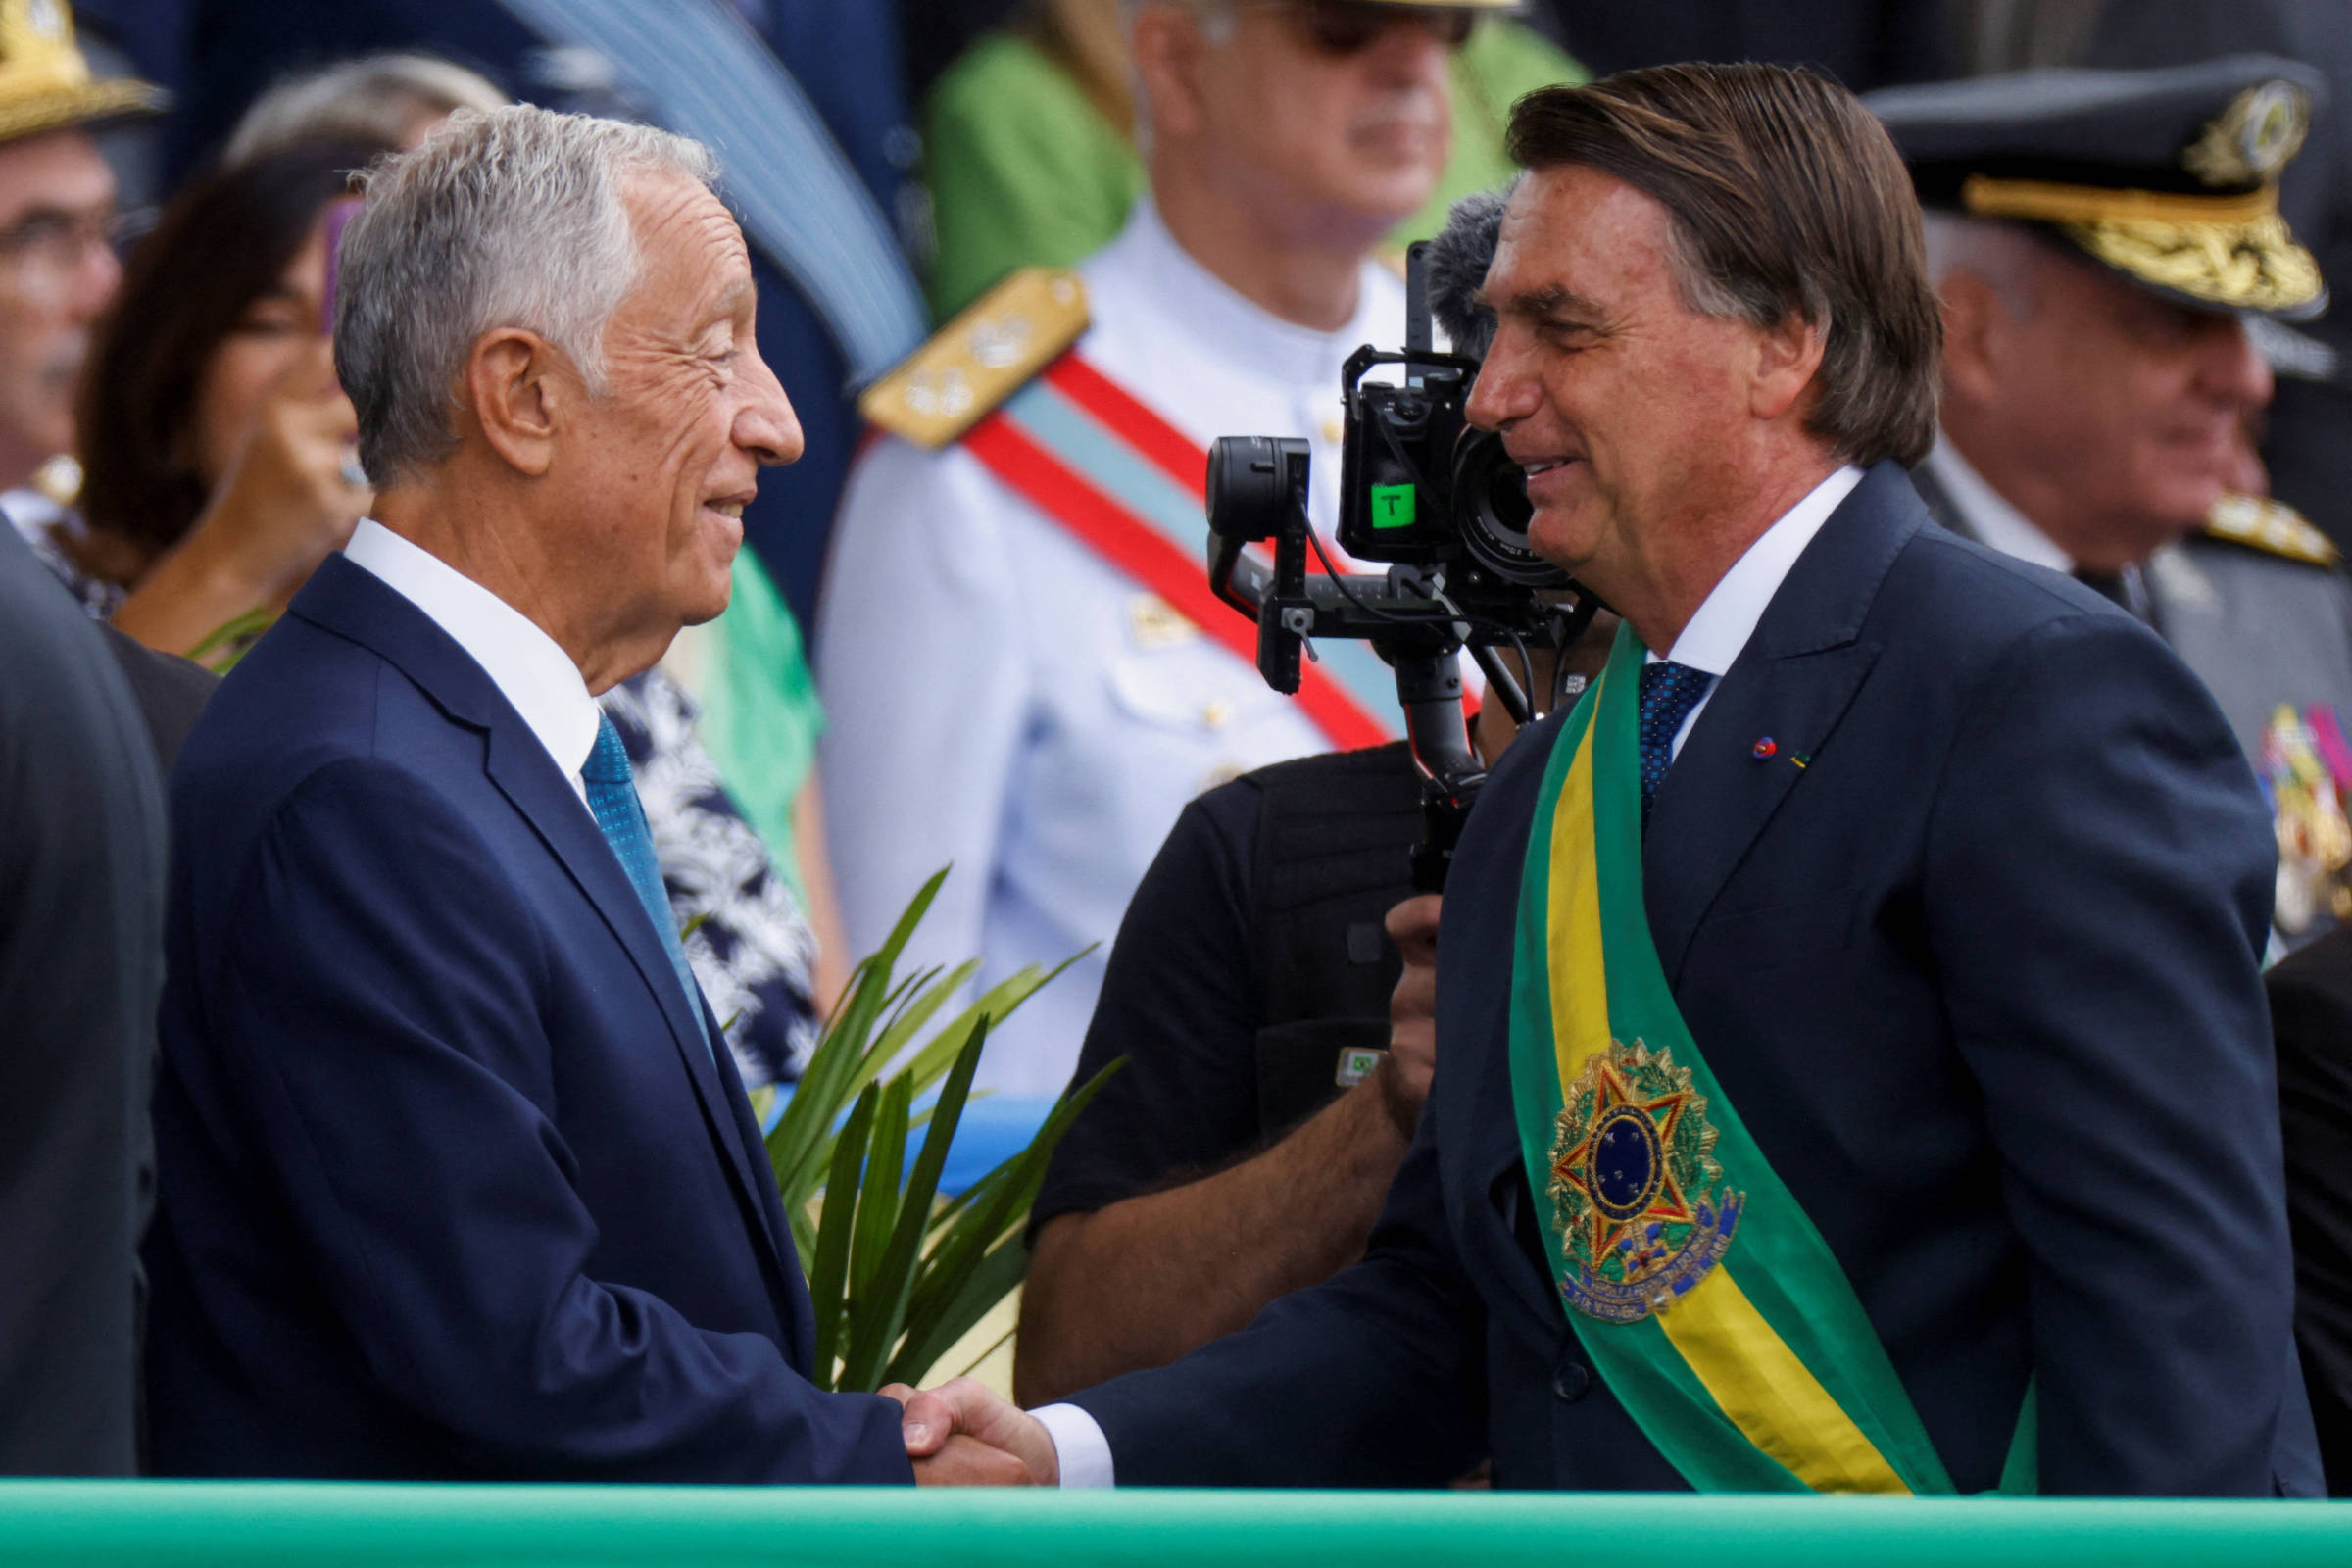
[[1244, 741, 1428, 1141]]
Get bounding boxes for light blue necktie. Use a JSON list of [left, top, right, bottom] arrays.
[[582, 713, 712, 1059]]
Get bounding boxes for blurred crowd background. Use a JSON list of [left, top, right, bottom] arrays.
[[15, 0, 2345, 1093]]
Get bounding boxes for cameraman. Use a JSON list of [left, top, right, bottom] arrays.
[[1015, 637, 1605, 1405]]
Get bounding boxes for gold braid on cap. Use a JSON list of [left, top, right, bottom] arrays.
[[1961, 174, 2322, 314], [2060, 214, 2321, 314], [1961, 174, 2278, 226]]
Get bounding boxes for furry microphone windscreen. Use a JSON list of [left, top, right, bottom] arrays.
[[1425, 188, 1509, 361]]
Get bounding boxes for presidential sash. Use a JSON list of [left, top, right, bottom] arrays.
[[962, 352, 1399, 752], [1507, 623, 2034, 1494]]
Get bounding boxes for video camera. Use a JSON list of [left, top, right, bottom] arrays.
[[1203, 194, 1598, 890]]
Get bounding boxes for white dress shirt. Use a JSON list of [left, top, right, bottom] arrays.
[[341, 518, 603, 803], [1645, 465, 1864, 760], [817, 199, 1409, 1096], [1920, 437, 2071, 573], [1920, 438, 2157, 621], [1033, 463, 1867, 1490]]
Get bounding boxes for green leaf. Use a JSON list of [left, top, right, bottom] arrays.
[[186, 606, 278, 666], [766, 885, 944, 1206], [883, 1233, 1031, 1389], [892, 1057, 1125, 1374], [892, 952, 1092, 1093], [806, 1082, 877, 1391], [867, 959, 966, 1052], [847, 1075, 910, 1311], [838, 1013, 989, 1392], [760, 871, 1103, 1395], [861, 957, 978, 1060], [821, 962, 972, 1118]]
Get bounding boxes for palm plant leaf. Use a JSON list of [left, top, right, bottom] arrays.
[[837, 1012, 990, 1391], [878, 952, 1090, 1092], [766, 870, 1118, 1392], [881, 1233, 1031, 1390], [186, 606, 278, 667], [806, 1082, 877, 1387], [846, 1074, 911, 1312], [887, 1058, 1123, 1383], [766, 869, 949, 1204]]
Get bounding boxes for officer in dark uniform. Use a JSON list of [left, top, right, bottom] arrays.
[[1868, 57, 2352, 943]]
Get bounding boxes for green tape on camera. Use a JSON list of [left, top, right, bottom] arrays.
[[1370, 483, 1417, 530]]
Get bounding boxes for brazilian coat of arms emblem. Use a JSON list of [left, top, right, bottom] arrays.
[[1547, 1038, 1741, 1324]]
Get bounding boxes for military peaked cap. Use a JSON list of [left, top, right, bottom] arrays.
[[1866, 55, 2327, 318]]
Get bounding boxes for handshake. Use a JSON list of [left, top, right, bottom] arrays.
[[882, 1378, 1062, 1486]]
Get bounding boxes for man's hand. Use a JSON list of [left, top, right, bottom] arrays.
[[882, 1376, 1059, 1486], [909, 1433, 1035, 1486], [1378, 894, 1442, 1136]]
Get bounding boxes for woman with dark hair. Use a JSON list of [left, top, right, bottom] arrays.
[[68, 140, 373, 652], [42, 129, 833, 1091]]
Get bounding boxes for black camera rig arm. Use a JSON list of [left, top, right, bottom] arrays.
[[1205, 435, 1592, 891]]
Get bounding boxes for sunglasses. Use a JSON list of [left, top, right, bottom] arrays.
[[1265, 1, 1482, 56]]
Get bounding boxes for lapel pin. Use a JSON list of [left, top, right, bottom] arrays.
[[1752, 737, 1778, 760]]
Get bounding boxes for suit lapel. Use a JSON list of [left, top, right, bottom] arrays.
[[1642, 465, 1922, 984], [289, 558, 792, 1287], [478, 726, 787, 1276]]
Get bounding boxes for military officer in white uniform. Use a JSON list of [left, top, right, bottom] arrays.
[[819, 0, 1516, 1095], [1869, 58, 2352, 944]]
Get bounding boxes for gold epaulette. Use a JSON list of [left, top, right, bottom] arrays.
[[2202, 492, 2340, 568], [857, 268, 1089, 450]]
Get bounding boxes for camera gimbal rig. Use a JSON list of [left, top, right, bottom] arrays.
[[1203, 441, 1595, 893]]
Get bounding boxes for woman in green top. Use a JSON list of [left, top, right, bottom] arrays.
[[922, 0, 1586, 318]]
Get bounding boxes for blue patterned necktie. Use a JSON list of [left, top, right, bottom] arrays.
[[1638, 660, 1717, 837], [581, 714, 711, 1059]]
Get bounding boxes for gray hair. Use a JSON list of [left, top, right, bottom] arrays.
[[223, 53, 511, 169], [334, 105, 718, 486]]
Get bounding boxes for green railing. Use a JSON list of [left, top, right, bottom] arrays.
[[1, 1484, 2347, 1566]]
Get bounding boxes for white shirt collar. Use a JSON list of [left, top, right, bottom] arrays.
[[1651, 464, 1866, 674], [1922, 436, 2074, 573], [341, 517, 603, 795], [1086, 197, 1398, 393]]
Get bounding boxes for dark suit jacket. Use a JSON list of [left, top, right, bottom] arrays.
[[143, 554, 908, 1481], [1069, 463, 2321, 1495], [2262, 924, 2352, 1494], [0, 526, 166, 1476], [100, 626, 217, 773]]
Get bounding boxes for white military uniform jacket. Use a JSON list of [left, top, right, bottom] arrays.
[[817, 201, 1406, 1096]]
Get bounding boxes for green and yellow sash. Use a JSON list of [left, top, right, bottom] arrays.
[[1506, 625, 2033, 1494]]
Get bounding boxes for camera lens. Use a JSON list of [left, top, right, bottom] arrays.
[[1207, 435, 1304, 542], [1451, 429, 1571, 587]]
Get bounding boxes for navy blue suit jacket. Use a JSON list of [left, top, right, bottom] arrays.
[[1071, 464, 2323, 1495], [143, 556, 909, 1481]]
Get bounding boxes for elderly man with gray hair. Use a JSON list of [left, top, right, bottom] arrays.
[[142, 105, 1014, 1485]]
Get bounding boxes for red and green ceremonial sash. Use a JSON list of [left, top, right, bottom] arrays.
[[961, 353, 1397, 752], [1507, 623, 2034, 1494]]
